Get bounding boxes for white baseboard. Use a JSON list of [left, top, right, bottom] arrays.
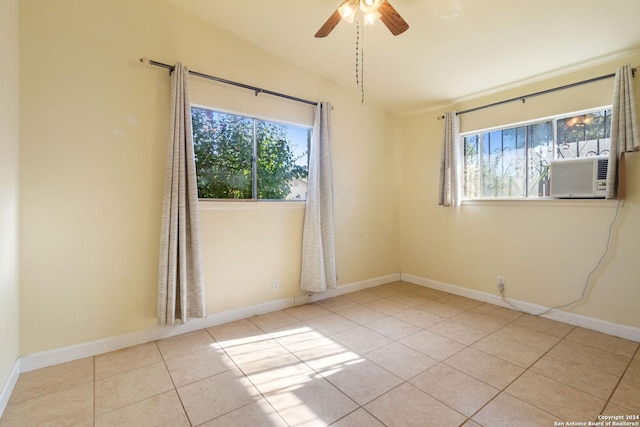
[[19, 273, 401, 373], [308, 273, 402, 303], [0, 359, 20, 418], [19, 297, 294, 373], [401, 273, 640, 343]]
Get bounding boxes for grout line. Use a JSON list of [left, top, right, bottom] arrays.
[[600, 342, 640, 416]]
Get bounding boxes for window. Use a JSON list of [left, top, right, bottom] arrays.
[[463, 108, 611, 199], [191, 107, 310, 200]]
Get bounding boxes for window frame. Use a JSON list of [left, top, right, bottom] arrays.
[[460, 106, 612, 202], [191, 104, 312, 203]]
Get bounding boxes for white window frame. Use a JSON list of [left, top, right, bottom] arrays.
[[461, 106, 612, 201], [191, 105, 311, 202]]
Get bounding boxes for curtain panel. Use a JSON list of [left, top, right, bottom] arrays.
[[157, 63, 206, 325], [438, 111, 462, 207], [606, 64, 639, 199], [300, 102, 336, 293]]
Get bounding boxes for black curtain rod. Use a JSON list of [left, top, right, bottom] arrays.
[[140, 57, 318, 106], [438, 67, 637, 119]]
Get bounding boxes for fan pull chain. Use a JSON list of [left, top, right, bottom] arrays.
[[355, 19, 365, 105]]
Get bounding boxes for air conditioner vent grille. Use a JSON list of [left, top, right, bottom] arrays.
[[597, 158, 608, 180]]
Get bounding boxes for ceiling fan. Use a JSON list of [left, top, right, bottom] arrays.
[[315, 0, 409, 38]]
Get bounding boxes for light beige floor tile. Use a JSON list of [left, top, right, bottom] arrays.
[[404, 286, 450, 300], [510, 314, 574, 338], [428, 319, 489, 345], [285, 303, 332, 321], [207, 318, 267, 346], [418, 301, 466, 318], [95, 390, 189, 427], [341, 290, 382, 305], [156, 329, 217, 360], [95, 342, 162, 380], [609, 378, 640, 412], [200, 398, 288, 427], [493, 323, 561, 352], [334, 305, 386, 325], [530, 353, 620, 399], [410, 363, 499, 417], [330, 408, 385, 426], [365, 285, 402, 298], [438, 294, 483, 310], [566, 327, 639, 358], [249, 310, 299, 332], [384, 281, 418, 292], [470, 303, 523, 322], [223, 337, 287, 365], [321, 359, 403, 405], [472, 392, 557, 427], [242, 353, 317, 395], [445, 347, 524, 389], [364, 316, 421, 340], [506, 371, 605, 420], [472, 333, 545, 368], [393, 308, 443, 329], [94, 362, 174, 414], [165, 345, 234, 387], [624, 358, 640, 383], [272, 327, 334, 353], [8, 283, 638, 427], [548, 339, 630, 376], [8, 357, 93, 404], [451, 311, 506, 333], [365, 298, 409, 315], [303, 313, 358, 336], [265, 375, 359, 427], [383, 292, 428, 307], [601, 401, 638, 417], [294, 342, 363, 373], [177, 367, 260, 426], [399, 330, 465, 361], [365, 342, 438, 380], [315, 296, 358, 312], [331, 326, 393, 354], [365, 382, 467, 427], [0, 383, 93, 427]]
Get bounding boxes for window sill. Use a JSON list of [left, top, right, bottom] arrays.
[[462, 198, 622, 208], [198, 199, 306, 211]]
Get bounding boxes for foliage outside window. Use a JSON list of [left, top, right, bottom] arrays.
[[191, 107, 310, 200], [463, 108, 611, 199]]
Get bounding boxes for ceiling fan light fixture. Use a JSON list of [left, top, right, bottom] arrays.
[[363, 10, 382, 25], [360, 0, 383, 14], [338, 1, 358, 23]]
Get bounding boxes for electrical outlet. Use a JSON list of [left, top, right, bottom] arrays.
[[497, 276, 505, 293], [272, 280, 280, 291]]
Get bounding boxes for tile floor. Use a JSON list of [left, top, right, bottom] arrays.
[[1, 281, 639, 426]]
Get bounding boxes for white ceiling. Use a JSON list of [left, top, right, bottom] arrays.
[[163, 0, 640, 115]]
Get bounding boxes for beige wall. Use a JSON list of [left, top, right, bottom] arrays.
[[18, 0, 400, 354], [400, 54, 640, 328], [0, 0, 20, 393], [16, 0, 638, 360]]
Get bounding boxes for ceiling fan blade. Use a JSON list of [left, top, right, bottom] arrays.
[[315, 1, 349, 38], [378, 0, 409, 36]]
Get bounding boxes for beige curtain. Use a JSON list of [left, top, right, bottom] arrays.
[[606, 64, 639, 199], [157, 63, 206, 325], [300, 102, 336, 292], [438, 111, 462, 207]]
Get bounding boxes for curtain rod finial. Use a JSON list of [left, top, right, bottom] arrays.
[[139, 57, 150, 65]]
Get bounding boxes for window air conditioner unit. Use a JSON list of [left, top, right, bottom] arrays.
[[549, 157, 608, 198]]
